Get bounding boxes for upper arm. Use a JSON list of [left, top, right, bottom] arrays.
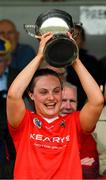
[[7, 96, 26, 128], [79, 102, 104, 133]]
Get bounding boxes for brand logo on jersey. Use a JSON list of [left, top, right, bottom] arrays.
[[30, 133, 70, 143], [60, 120, 66, 127]]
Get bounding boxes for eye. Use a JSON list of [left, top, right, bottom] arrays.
[[39, 89, 48, 95], [7, 31, 16, 35], [0, 31, 15, 36], [62, 99, 67, 102], [69, 100, 77, 104], [53, 87, 61, 94]]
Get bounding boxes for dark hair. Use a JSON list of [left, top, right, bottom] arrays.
[[27, 68, 63, 93], [74, 24, 86, 42]]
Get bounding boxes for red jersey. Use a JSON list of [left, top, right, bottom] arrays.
[[80, 133, 99, 179], [8, 109, 83, 179], [80, 133, 98, 159]]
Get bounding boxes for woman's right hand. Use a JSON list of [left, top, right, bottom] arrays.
[[36, 32, 54, 58]]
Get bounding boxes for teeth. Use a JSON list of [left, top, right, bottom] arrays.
[[44, 102, 56, 108], [46, 104, 55, 109], [47, 105, 54, 107], [45, 103, 56, 106], [48, 104, 55, 106]]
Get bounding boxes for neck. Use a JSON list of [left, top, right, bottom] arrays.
[[42, 116, 59, 123]]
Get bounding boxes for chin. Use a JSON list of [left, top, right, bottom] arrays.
[[45, 112, 58, 118]]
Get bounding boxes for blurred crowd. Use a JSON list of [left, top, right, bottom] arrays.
[[0, 18, 106, 179]]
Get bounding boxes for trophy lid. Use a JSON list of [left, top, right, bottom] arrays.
[[35, 9, 74, 35]]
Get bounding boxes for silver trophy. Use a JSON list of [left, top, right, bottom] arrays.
[[24, 9, 79, 67]]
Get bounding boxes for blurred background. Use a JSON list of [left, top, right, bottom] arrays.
[[0, 0, 106, 59]]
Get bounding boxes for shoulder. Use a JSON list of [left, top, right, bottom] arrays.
[[67, 111, 80, 118], [8, 109, 36, 131]]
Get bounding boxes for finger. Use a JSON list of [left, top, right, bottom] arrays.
[[35, 35, 42, 40], [43, 32, 53, 37], [67, 32, 73, 38]]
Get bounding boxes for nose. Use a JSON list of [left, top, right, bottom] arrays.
[[66, 100, 73, 109], [48, 92, 55, 100]]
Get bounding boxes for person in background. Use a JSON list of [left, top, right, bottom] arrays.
[[0, 37, 16, 179], [93, 83, 106, 179], [0, 19, 36, 83], [6, 31, 104, 179], [80, 134, 99, 179], [60, 81, 100, 179], [67, 24, 104, 110], [60, 82, 77, 115]]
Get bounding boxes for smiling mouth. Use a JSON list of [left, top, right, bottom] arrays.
[[45, 103, 56, 109]]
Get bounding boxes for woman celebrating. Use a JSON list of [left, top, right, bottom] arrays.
[[7, 32, 104, 179]]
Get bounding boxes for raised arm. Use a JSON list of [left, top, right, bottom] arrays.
[[67, 32, 104, 132], [7, 32, 53, 128], [72, 57, 104, 132]]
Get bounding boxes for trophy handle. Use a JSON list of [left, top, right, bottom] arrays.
[[24, 24, 37, 37]]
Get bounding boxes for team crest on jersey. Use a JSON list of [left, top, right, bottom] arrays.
[[33, 118, 42, 128]]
